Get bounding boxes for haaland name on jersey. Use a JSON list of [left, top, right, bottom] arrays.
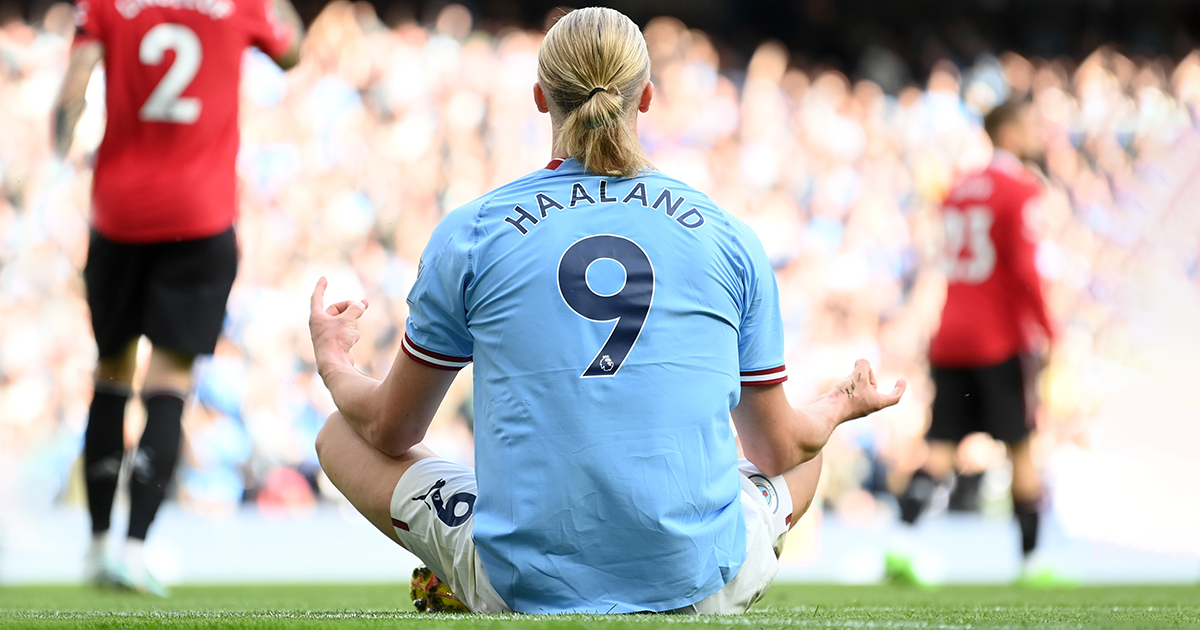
[[503, 180, 707, 235]]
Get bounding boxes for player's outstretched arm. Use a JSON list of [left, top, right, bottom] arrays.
[[309, 278, 455, 457], [732, 359, 905, 477], [53, 40, 103, 159], [270, 0, 306, 70]]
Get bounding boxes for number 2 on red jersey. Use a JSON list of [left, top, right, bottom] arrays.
[[943, 205, 996, 284], [139, 23, 203, 124]]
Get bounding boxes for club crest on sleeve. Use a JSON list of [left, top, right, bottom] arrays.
[[748, 474, 778, 513]]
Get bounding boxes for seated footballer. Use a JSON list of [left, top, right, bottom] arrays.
[[309, 6, 905, 614]]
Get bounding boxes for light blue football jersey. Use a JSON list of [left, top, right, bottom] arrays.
[[403, 158, 788, 614]]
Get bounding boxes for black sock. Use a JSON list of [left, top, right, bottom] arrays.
[[1014, 497, 1041, 557], [897, 469, 938, 525], [84, 384, 130, 534], [128, 392, 185, 541], [948, 472, 984, 513]]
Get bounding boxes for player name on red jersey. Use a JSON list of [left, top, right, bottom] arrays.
[[112, 0, 235, 20]]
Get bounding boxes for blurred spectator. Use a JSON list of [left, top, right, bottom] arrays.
[[1, 3, 1198, 544]]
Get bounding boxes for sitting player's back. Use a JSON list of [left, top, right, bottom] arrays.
[[405, 161, 786, 612], [308, 6, 902, 617]]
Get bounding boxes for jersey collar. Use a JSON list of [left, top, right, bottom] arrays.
[[542, 157, 588, 175], [990, 149, 1025, 175]]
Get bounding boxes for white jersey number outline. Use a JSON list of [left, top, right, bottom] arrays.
[[943, 204, 996, 284], [138, 23, 203, 124]]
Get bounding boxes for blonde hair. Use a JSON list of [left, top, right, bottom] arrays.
[[538, 7, 653, 178]]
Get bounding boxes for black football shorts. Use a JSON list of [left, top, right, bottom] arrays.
[[928, 355, 1035, 445], [84, 227, 238, 359]]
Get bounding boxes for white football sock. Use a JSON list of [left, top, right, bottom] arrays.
[[125, 538, 146, 578], [888, 525, 915, 554], [86, 532, 108, 575], [1021, 550, 1047, 574]]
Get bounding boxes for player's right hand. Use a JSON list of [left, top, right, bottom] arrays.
[[309, 276, 369, 375]]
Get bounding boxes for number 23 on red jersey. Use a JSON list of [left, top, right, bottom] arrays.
[[942, 204, 996, 284]]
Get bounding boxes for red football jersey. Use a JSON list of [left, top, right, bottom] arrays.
[[74, 0, 293, 243], [929, 151, 1054, 368]]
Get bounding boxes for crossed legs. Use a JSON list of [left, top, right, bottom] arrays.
[[315, 411, 436, 547], [782, 450, 823, 531], [317, 409, 824, 549]]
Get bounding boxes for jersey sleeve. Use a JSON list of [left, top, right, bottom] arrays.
[[403, 207, 477, 371], [246, 0, 295, 60], [734, 223, 788, 386], [72, 0, 105, 45]]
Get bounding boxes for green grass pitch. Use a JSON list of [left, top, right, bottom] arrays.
[[2, 583, 1198, 629]]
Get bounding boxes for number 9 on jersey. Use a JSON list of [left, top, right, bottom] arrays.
[[557, 235, 654, 378]]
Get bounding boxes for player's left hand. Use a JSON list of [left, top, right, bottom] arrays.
[[309, 276, 369, 374], [829, 359, 906, 422]]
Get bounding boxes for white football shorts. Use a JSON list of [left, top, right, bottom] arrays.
[[389, 457, 793, 614]]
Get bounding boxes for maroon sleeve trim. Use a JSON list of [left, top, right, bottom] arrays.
[[401, 333, 472, 371], [740, 365, 788, 386]]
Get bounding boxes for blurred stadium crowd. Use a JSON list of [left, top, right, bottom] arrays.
[[1, 2, 1198, 535]]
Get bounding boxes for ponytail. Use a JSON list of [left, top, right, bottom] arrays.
[[538, 8, 653, 178]]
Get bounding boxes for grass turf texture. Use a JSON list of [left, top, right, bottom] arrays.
[[2, 584, 1198, 629]]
